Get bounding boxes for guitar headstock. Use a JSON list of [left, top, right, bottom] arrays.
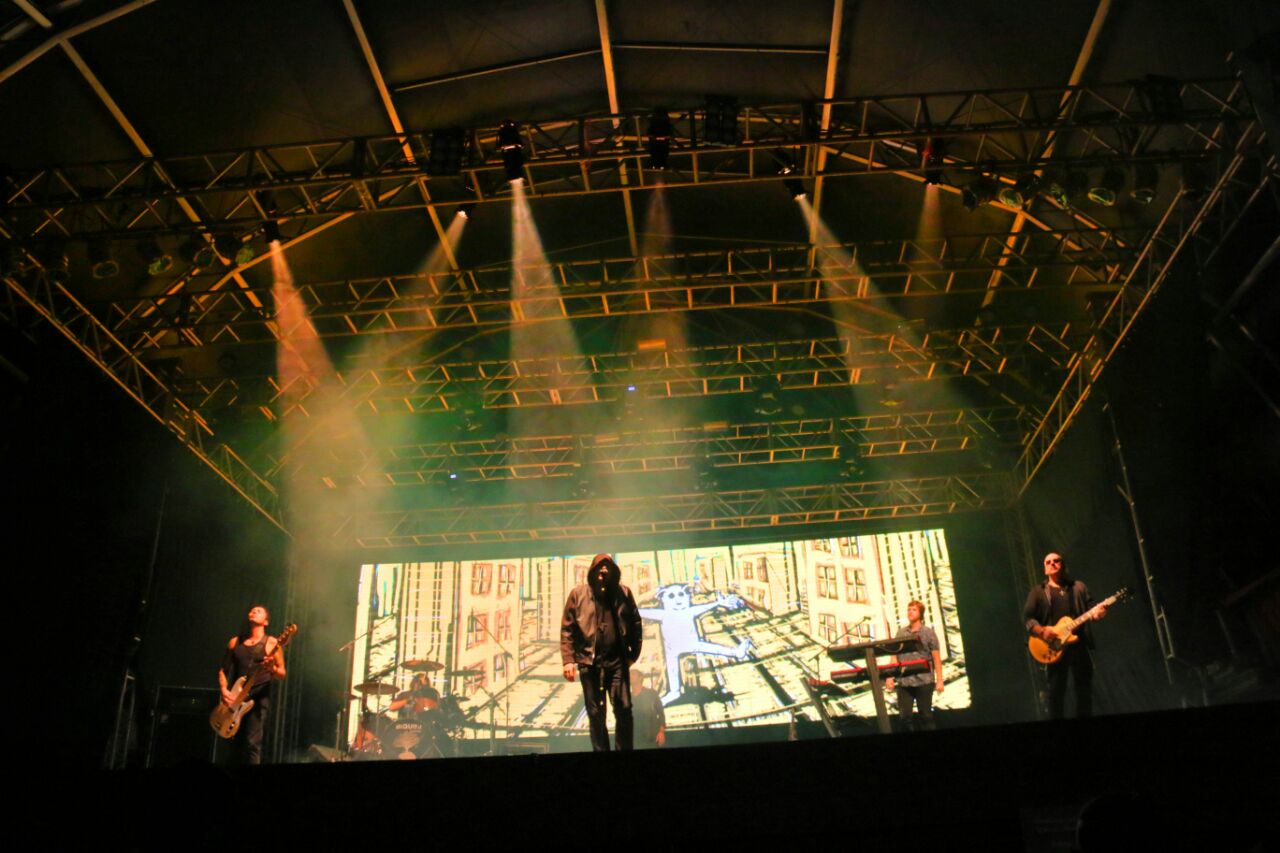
[[1098, 588, 1132, 608], [276, 623, 298, 648]]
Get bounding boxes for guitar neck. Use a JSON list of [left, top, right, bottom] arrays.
[[1069, 594, 1119, 631]]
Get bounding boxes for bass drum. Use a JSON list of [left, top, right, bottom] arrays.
[[388, 720, 425, 760]]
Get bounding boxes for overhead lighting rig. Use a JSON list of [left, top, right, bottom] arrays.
[[921, 138, 946, 185], [647, 108, 672, 170], [498, 120, 525, 182]]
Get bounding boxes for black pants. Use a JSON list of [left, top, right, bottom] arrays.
[[236, 698, 270, 765], [1046, 645, 1093, 719], [579, 664, 632, 751], [895, 683, 936, 731]]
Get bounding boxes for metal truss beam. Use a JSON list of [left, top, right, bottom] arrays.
[[341, 0, 459, 271], [103, 226, 1128, 350], [335, 472, 1012, 548], [278, 406, 1028, 486], [0, 0, 157, 85], [1, 77, 1252, 239], [1016, 119, 1278, 491], [176, 324, 1080, 420], [2, 270, 284, 530]]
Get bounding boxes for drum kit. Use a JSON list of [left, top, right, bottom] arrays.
[[348, 658, 479, 760]]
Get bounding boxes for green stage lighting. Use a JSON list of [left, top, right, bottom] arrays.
[[137, 238, 173, 275], [1087, 166, 1126, 206]]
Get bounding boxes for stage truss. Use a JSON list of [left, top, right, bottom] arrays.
[[3, 70, 1277, 546]]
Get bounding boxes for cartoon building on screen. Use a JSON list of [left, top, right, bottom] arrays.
[[351, 528, 968, 747]]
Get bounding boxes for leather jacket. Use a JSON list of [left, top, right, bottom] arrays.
[[1023, 579, 1096, 648], [560, 582, 642, 668]]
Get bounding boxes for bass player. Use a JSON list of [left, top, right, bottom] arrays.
[[1023, 553, 1106, 719], [218, 605, 287, 764]]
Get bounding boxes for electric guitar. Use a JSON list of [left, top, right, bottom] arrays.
[[210, 624, 297, 739], [1027, 589, 1130, 664]]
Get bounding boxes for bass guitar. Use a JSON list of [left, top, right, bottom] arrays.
[[210, 623, 297, 739], [1027, 589, 1130, 664]]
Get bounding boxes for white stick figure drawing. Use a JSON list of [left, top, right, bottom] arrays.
[[639, 584, 754, 705]]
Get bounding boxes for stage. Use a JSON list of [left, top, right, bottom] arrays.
[[63, 701, 1276, 850]]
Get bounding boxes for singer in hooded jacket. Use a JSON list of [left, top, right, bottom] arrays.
[[561, 554, 644, 751]]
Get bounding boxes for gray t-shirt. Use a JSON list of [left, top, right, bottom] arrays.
[[893, 624, 939, 687]]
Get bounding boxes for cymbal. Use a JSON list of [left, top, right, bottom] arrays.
[[403, 659, 445, 672], [355, 680, 399, 696]]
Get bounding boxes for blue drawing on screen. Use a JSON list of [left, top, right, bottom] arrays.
[[640, 584, 754, 705]]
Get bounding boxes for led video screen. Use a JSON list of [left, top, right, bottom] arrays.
[[348, 528, 968, 745]]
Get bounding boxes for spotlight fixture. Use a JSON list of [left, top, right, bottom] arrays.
[[920, 138, 945, 185], [234, 243, 258, 266], [694, 453, 720, 491], [1087, 165, 1126, 206], [137, 238, 173, 276], [573, 467, 596, 499], [878, 382, 905, 408], [753, 375, 784, 417], [997, 183, 1024, 208], [497, 120, 525, 182], [457, 202, 476, 220], [180, 235, 216, 268], [1130, 163, 1158, 205], [998, 174, 1039, 208], [778, 159, 806, 200], [962, 175, 999, 211], [87, 239, 119, 279], [213, 233, 241, 263], [703, 95, 740, 146], [836, 438, 866, 480], [647, 108, 672, 170], [1044, 170, 1077, 209], [427, 126, 467, 176], [262, 219, 283, 244]]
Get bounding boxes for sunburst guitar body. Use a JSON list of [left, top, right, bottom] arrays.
[[1028, 589, 1129, 664]]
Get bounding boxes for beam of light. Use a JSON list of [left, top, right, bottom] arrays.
[[271, 241, 381, 545], [300, 212, 472, 523], [794, 187, 985, 476], [624, 177, 707, 492], [353, 210, 468, 400], [507, 179, 603, 505]]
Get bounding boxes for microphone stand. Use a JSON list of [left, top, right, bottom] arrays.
[[476, 614, 516, 756], [336, 626, 378, 751]]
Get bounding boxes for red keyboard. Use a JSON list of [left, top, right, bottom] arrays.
[[830, 658, 931, 683]]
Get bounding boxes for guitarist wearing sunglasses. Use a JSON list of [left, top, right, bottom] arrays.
[[217, 605, 287, 764], [1023, 554, 1106, 719]]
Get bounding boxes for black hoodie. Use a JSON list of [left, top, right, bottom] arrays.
[[560, 554, 643, 667]]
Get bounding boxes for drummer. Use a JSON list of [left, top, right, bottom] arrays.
[[388, 671, 441, 719]]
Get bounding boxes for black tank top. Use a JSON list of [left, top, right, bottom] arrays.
[[226, 638, 274, 698]]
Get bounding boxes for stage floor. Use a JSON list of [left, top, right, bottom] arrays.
[[58, 701, 1278, 850]]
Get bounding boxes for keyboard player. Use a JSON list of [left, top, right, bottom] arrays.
[[883, 600, 945, 731]]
